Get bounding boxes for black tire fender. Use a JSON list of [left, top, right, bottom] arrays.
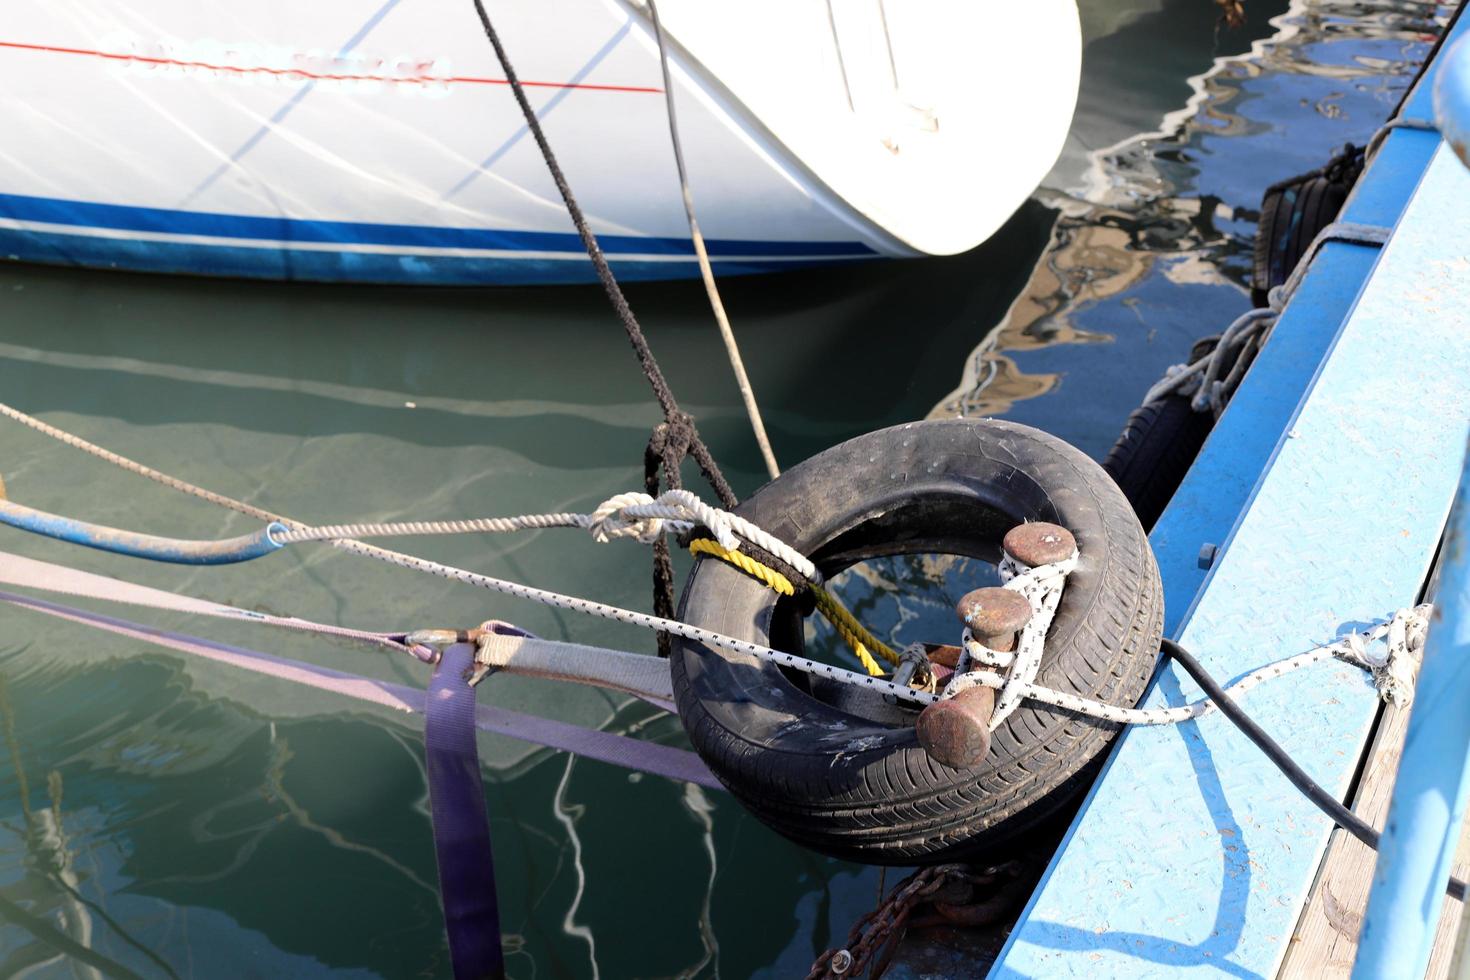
[[670, 419, 1162, 864], [1103, 394, 1215, 531], [1252, 174, 1351, 306]]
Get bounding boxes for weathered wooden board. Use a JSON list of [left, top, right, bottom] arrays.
[[1280, 698, 1470, 978]]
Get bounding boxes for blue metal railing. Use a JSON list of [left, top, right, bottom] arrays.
[[1352, 437, 1470, 978], [1352, 37, 1470, 978], [1438, 30, 1470, 170]]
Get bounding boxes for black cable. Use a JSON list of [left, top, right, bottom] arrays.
[[469, 0, 746, 652], [1161, 638, 1467, 902]]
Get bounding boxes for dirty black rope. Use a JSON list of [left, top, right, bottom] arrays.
[[1163, 639, 1467, 902], [645, 418, 690, 654], [467, 0, 736, 504], [469, 0, 739, 652]]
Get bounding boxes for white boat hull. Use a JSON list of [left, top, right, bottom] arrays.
[[0, 0, 1081, 284]]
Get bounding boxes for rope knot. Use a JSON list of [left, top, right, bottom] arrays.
[[1327, 605, 1430, 707], [657, 488, 738, 551], [1371, 606, 1428, 707], [588, 491, 665, 544]]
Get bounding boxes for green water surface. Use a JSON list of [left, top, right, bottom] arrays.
[[0, 1, 1443, 975]]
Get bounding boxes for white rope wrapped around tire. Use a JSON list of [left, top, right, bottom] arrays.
[[948, 567, 1430, 726], [947, 549, 1080, 730]]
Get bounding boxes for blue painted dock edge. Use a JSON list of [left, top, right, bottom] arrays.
[[996, 10, 1470, 977], [1353, 32, 1470, 980]]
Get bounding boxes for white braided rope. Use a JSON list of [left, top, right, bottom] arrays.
[[948, 549, 1080, 730], [0, 400, 1428, 729], [328, 535, 927, 703], [268, 488, 822, 583], [948, 604, 1429, 725]]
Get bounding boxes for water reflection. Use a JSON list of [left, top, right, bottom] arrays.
[[932, 0, 1441, 462], [0, 1, 1446, 976]]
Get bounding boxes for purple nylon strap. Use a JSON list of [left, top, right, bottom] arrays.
[[0, 588, 721, 789], [426, 642, 505, 980]]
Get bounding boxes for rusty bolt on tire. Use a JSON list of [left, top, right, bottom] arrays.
[[916, 587, 1031, 768], [1002, 521, 1077, 567]]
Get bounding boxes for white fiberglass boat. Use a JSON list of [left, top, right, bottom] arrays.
[[0, 0, 1081, 285]]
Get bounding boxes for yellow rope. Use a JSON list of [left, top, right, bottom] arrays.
[[688, 538, 897, 676], [688, 538, 794, 595], [811, 586, 900, 672]]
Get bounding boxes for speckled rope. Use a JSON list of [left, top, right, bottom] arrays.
[[0, 401, 1428, 724], [270, 488, 822, 583], [942, 535, 1427, 724], [950, 549, 1081, 731], [948, 605, 1429, 725]]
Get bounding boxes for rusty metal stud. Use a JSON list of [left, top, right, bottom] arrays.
[[1002, 522, 1077, 567], [915, 588, 1026, 768], [916, 686, 996, 768], [955, 587, 1032, 644]]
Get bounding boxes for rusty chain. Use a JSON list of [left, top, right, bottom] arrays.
[[806, 862, 1026, 979]]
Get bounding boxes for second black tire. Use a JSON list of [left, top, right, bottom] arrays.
[[1102, 394, 1215, 531], [1252, 173, 1350, 306]]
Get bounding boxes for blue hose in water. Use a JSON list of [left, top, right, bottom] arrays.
[[0, 498, 286, 565]]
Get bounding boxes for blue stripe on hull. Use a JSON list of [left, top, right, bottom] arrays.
[[0, 225, 856, 285], [0, 190, 877, 259]]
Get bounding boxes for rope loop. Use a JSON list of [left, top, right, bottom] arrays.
[[588, 491, 669, 544], [1141, 306, 1278, 416], [962, 630, 1014, 669], [947, 547, 1080, 731], [629, 488, 737, 551], [1324, 605, 1427, 707]]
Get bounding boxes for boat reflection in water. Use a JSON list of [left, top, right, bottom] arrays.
[[931, 0, 1440, 460]]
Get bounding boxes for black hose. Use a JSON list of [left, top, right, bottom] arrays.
[[1161, 638, 1467, 902]]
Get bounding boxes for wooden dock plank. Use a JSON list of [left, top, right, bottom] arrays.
[[1280, 697, 1470, 978]]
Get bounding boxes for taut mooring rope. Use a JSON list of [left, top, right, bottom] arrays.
[[646, 0, 781, 481], [468, 0, 783, 655], [0, 402, 1430, 727]]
